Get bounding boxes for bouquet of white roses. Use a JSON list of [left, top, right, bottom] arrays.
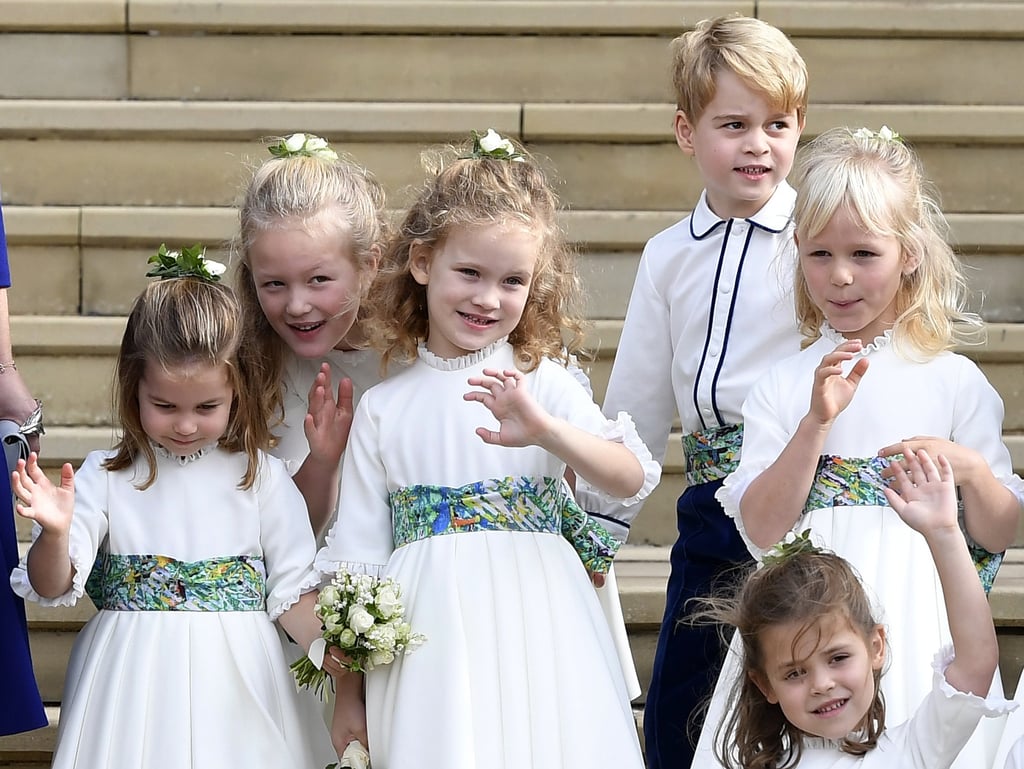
[[291, 569, 425, 698]]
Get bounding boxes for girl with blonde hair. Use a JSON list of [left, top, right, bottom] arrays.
[[317, 130, 659, 767], [693, 126, 1024, 767]]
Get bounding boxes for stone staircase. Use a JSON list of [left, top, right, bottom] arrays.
[[2, 0, 1024, 765]]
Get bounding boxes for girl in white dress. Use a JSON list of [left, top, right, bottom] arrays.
[[235, 132, 390, 538], [318, 131, 660, 768], [702, 449, 1014, 769], [694, 127, 1024, 767], [9, 255, 338, 768]]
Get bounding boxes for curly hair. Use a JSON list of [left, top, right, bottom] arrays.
[[368, 138, 586, 373], [104, 277, 275, 490], [671, 14, 808, 122], [792, 127, 984, 357], [233, 148, 389, 420], [693, 550, 886, 769]]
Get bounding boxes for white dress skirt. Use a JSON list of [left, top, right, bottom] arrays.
[[316, 339, 660, 769]]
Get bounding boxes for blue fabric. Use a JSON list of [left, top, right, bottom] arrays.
[[0, 199, 11, 288], [0, 463, 47, 735], [642, 479, 753, 769]]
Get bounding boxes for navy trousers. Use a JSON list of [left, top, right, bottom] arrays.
[[642, 479, 753, 769]]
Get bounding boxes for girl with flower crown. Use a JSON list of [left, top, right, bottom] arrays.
[[235, 133, 389, 539], [690, 126, 1024, 768], [315, 132, 660, 768], [701, 450, 1015, 768], [9, 252, 340, 768]]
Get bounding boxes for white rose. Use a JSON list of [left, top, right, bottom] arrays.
[[312, 147, 339, 161], [305, 135, 328, 151], [368, 623, 396, 652], [347, 605, 375, 635], [477, 128, 506, 153], [318, 585, 342, 608], [878, 125, 896, 141], [201, 258, 226, 277], [323, 612, 344, 633], [338, 628, 357, 648], [284, 133, 306, 152], [375, 586, 400, 619], [369, 648, 395, 667], [340, 740, 370, 769], [852, 127, 873, 140]]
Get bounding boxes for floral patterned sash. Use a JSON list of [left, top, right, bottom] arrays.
[[805, 454, 1002, 594], [390, 476, 621, 574], [85, 553, 267, 611], [682, 423, 744, 486]]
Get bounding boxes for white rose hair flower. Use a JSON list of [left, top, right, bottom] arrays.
[[268, 132, 340, 161], [461, 128, 526, 162], [145, 243, 225, 283]]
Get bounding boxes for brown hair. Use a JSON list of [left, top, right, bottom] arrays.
[[234, 147, 388, 419], [104, 277, 275, 490], [671, 14, 808, 122], [696, 551, 885, 769], [368, 138, 586, 372]]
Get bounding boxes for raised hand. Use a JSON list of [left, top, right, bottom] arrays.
[[12, 453, 74, 535], [878, 436, 981, 486], [304, 363, 355, 465], [808, 340, 869, 426], [464, 368, 551, 448], [882, 449, 958, 537]]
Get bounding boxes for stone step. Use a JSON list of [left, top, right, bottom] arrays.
[[4, 206, 1024, 321], [3, 108, 1024, 217]]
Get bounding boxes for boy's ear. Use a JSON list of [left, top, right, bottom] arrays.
[[409, 241, 431, 286], [674, 110, 696, 155], [749, 670, 778, 704]]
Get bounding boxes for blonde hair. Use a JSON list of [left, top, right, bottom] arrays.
[[234, 147, 388, 418], [671, 14, 808, 121], [695, 551, 885, 769], [104, 277, 275, 490], [792, 127, 984, 356], [368, 138, 586, 372]]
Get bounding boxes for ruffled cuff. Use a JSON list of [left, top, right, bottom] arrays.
[[932, 645, 1019, 715], [560, 494, 621, 574], [1002, 472, 1024, 510], [586, 410, 660, 507], [313, 549, 386, 582], [715, 463, 773, 560], [267, 566, 323, 622], [10, 522, 91, 607]]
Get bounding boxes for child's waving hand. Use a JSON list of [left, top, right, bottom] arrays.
[[809, 340, 869, 427], [12, 453, 75, 535], [465, 368, 551, 448], [882, 449, 957, 536]]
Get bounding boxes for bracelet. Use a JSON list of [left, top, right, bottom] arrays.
[[0, 361, 16, 374]]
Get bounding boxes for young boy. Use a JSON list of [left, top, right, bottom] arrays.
[[576, 15, 808, 768]]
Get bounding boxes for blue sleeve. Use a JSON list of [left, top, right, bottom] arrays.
[[0, 199, 12, 288]]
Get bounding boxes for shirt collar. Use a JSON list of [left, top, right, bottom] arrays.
[[689, 180, 796, 239]]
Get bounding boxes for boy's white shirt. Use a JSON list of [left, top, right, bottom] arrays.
[[577, 182, 804, 540]]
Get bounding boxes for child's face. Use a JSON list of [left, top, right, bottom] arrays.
[[798, 205, 914, 344], [410, 222, 539, 360], [248, 223, 368, 358], [139, 361, 234, 457], [675, 68, 803, 219], [753, 613, 885, 741]]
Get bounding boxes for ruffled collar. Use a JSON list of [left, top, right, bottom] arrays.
[[820, 324, 894, 356], [417, 337, 508, 372], [151, 440, 217, 465]]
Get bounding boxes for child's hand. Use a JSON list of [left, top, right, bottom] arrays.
[[882, 449, 958, 537], [305, 363, 355, 465], [464, 368, 552, 448], [808, 341, 869, 426], [878, 437, 982, 487], [11, 454, 74, 535]]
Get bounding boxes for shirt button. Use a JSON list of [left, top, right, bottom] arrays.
[[720, 282, 732, 294], [709, 348, 720, 358]]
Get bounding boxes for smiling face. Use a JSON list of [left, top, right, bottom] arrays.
[[798, 205, 915, 344], [138, 360, 234, 457], [753, 612, 885, 741], [410, 222, 539, 359], [248, 218, 371, 358], [675, 68, 804, 219]]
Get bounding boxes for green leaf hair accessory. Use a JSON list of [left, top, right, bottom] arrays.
[[267, 132, 339, 161], [145, 243, 226, 283], [461, 128, 526, 162], [852, 125, 902, 143], [762, 529, 821, 566]]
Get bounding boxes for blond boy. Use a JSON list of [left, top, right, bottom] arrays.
[[577, 15, 808, 768]]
